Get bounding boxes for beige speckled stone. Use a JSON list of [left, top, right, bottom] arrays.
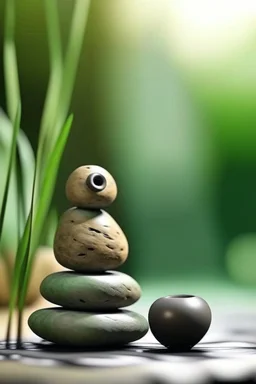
[[65, 165, 117, 209], [54, 208, 128, 272]]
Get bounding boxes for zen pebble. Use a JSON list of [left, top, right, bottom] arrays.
[[28, 308, 148, 347], [148, 295, 212, 350], [65, 165, 117, 209], [54, 208, 128, 272], [40, 270, 141, 310]]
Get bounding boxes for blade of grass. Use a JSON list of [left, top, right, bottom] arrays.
[[31, 0, 90, 258], [41, 207, 58, 247], [16, 168, 36, 344], [3, 0, 20, 124], [16, 114, 73, 335], [6, 162, 36, 344], [3, 0, 23, 342], [46, 0, 91, 152], [36, 0, 63, 184], [16, 145, 26, 239], [0, 104, 21, 241]]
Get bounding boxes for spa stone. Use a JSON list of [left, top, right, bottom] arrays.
[[40, 271, 141, 310], [28, 308, 148, 347], [148, 294, 211, 350]]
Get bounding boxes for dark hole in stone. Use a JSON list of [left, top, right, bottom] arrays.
[[92, 174, 105, 187], [120, 248, 124, 251], [103, 233, 113, 240], [86, 173, 106, 192], [88, 227, 101, 234], [80, 299, 86, 303], [87, 247, 94, 251], [70, 220, 74, 223], [106, 245, 114, 250], [77, 253, 86, 256]]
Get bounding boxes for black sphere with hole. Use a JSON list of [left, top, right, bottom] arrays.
[[148, 294, 212, 350]]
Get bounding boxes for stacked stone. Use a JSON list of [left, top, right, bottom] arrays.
[[28, 166, 148, 347]]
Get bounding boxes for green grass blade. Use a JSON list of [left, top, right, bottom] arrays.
[[16, 145, 26, 240], [37, 0, 63, 182], [0, 104, 21, 241], [44, 0, 62, 72], [34, 113, 73, 256], [41, 207, 58, 247], [6, 165, 36, 344], [47, 0, 91, 151], [3, 0, 20, 124], [17, 114, 73, 331]]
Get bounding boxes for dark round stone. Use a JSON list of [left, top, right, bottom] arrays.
[[148, 294, 212, 350]]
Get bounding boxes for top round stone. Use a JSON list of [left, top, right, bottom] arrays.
[[66, 165, 117, 209]]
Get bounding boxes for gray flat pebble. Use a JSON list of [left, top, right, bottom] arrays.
[[28, 308, 148, 347], [40, 271, 141, 310]]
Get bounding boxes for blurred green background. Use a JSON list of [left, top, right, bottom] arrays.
[[1, 0, 256, 287]]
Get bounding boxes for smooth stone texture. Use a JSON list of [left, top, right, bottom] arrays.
[[40, 271, 141, 310], [65, 165, 117, 209], [28, 308, 148, 347], [148, 295, 211, 350], [54, 208, 128, 272]]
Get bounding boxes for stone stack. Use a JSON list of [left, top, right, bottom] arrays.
[[28, 165, 148, 347]]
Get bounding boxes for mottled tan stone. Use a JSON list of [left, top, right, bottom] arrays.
[[54, 208, 128, 272], [65, 165, 117, 209]]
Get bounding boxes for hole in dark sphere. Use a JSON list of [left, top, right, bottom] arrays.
[[170, 295, 194, 299], [93, 174, 104, 187]]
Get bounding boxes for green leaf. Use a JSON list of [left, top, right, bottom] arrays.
[[3, 0, 20, 124], [0, 104, 21, 242], [46, 0, 91, 152], [36, 0, 63, 183], [0, 109, 35, 253], [16, 145, 26, 240], [16, 114, 73, 322], [6, 162, 36, 344], [41, 207, 59, 247]]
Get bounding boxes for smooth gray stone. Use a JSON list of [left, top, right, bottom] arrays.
[[148, 295, 212, 350], [28, 308, 149, 347], [40, 271, 141, 310]]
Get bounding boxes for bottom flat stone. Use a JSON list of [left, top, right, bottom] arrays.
[[28, 308, 148, 347]]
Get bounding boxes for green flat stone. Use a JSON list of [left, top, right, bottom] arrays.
[[28, 308, 148, 347], [40, 271, 141, 310]]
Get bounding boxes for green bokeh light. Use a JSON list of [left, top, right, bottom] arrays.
[[226, 233, 256, 285]]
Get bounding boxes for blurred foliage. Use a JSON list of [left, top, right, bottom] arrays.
[[0, 0, 90, 343], [0, 109, 34, 252], [1, 1, 256, 285]]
